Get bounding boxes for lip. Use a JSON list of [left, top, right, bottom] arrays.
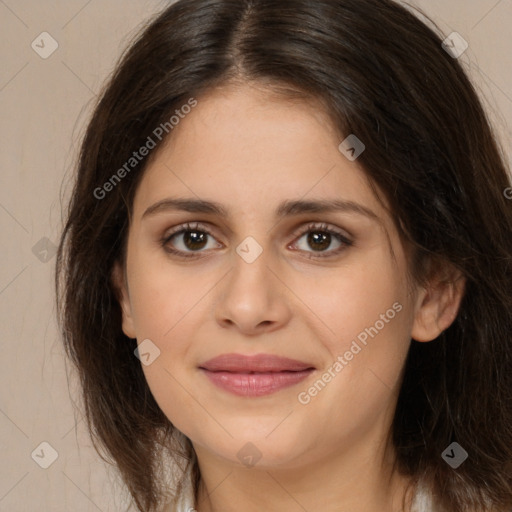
[[199, 353, 316, 397], [199, 353, 315, 372]]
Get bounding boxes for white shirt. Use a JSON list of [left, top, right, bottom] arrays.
[[172, 468, 196, 512]]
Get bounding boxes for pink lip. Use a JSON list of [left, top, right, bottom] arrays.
[[199, 353, 315, 397]]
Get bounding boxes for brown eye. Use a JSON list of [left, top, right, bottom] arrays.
[[305, 231, 332, 251], [161, 222, 221, 258], [170, 229, 208, 251], [291, 223, 353, 259]]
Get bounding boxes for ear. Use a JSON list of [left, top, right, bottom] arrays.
[[411, 260, 466, 342], [111, 261, 137, 339]]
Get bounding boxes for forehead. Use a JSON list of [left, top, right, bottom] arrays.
[[167, 84, 339, 164], [132, 83, 390, 228]]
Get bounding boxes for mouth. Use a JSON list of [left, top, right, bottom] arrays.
[[198, 353, 316, 397]]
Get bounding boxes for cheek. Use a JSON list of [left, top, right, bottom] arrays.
[[299, 255, 407, 346], [293, 265, 411, 438], [127, 266, 205, 432], [125, 251, 202, 392], [126, 241, 208, 340], [296, 251, 413, 398]]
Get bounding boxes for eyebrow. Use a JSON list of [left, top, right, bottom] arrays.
[[142, 197, 380, 222]]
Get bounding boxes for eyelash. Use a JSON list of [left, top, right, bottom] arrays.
[[160, 221, 353, 260]]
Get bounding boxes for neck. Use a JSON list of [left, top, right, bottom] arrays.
[[193, 433, 416, 512]]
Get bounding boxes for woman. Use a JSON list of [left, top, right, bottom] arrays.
[[55, 0, 512, 510]]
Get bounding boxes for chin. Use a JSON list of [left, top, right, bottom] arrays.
[[202, 427, 310, 469]]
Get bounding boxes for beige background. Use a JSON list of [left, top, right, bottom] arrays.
[[0, 1, 510, 510]]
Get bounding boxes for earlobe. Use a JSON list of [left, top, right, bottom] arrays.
[[111, 261, 137, 339], [411, 265, 466, 343]]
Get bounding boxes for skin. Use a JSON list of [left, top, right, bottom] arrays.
[[113, 82, 465, 512]]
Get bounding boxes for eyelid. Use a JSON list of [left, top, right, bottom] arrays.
[[162, 221, 213, 240], [291, 221, 352, 243]]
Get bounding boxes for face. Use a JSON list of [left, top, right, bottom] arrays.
[[114, 83, 461, 472]]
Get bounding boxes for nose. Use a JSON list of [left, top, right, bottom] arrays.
[[214, 244, 292, 336]]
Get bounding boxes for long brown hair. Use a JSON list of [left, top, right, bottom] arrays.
[[55, 0, 512, 510]]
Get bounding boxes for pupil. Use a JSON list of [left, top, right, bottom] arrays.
[[308, 232, 330, 251], [184, 231, 207, 250]]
